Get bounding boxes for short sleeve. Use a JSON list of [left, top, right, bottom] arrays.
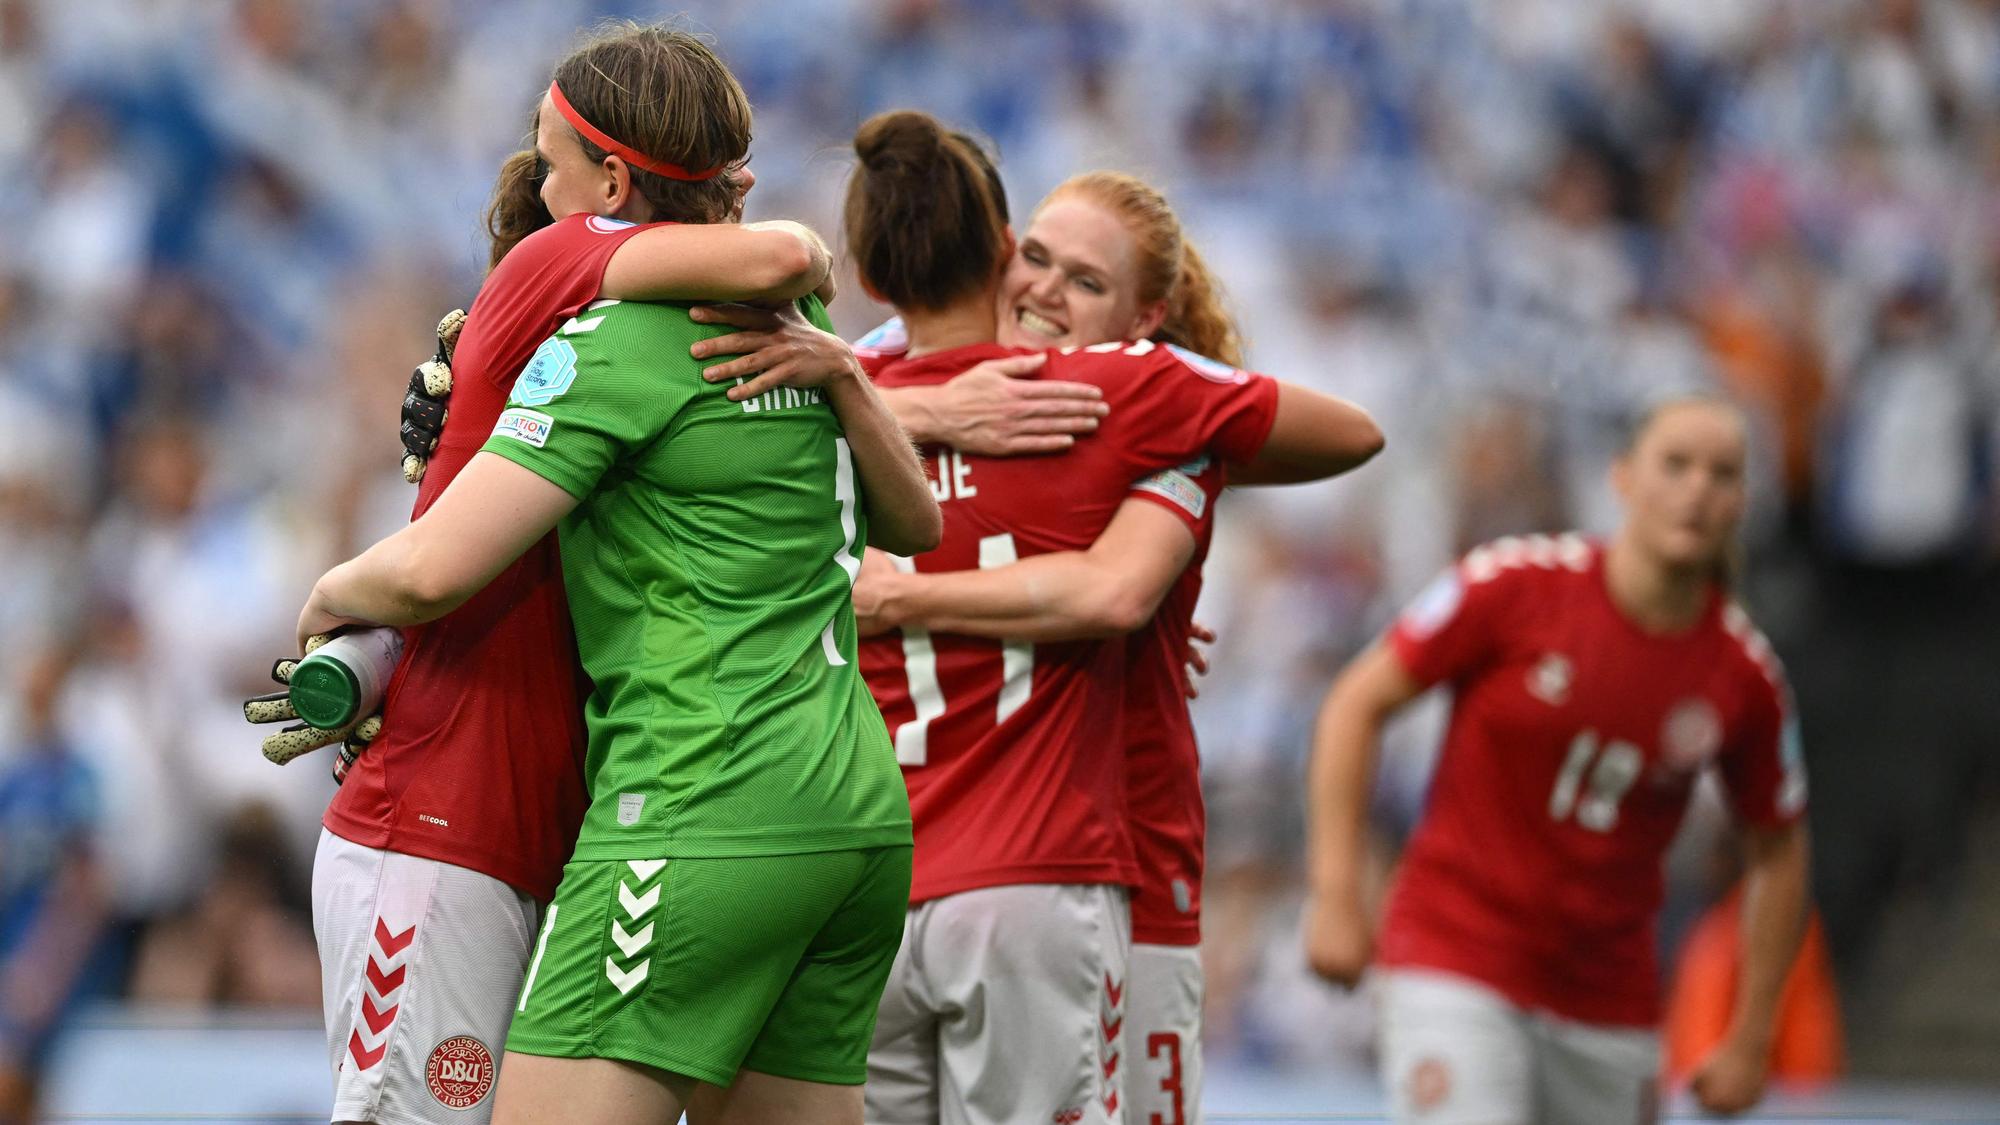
[[476, 215, 653, 394], [1087, 341, 1281, 469], [480, 312, 691, 500], [1716, 661, 1808, 828], [1127, 454, 1225, 534], [1385, 557, 1516, 689]]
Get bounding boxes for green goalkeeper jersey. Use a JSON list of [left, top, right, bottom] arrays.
[[481, 297, 911, 861]]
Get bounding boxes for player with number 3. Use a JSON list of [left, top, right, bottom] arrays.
[[826, 110, 1381, 1125], [1304, 397, 1812, 1124]]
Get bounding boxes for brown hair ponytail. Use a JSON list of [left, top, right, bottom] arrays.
[[843, 110, 1010, 313], [483, 149, 555, 271]]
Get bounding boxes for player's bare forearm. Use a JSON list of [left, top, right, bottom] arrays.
[[1303, 645, 1418, 986], [880, 385, 949, 445], [878, 499, 1194, 641], [882, 557, 1130, 641], [1308, 672, 1379, 898], [1307, 645, 1418, 896], [305, 454, 579, 647], [1231, 382, 1384, 485], [827, 371, 941, 556], [1730, 821, 1811, 1050], [600, 220, 829, 305], [877, 356, 1105, 457]]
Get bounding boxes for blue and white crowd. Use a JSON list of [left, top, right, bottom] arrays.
[[1, 0, 1997, 1107]]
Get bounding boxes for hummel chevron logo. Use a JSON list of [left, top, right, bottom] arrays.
[[366, 959, 406, 996], [373, 920, 416, 957], [361, 993, 397, 1036], [604, 862, 664, 997], [605, 956, 650, 995], [1103, 973, 1124, 1008], [611, 919, 653, 959], [348, 1028, 387, 1071], [350, 916, 413, 1072], [618, 880, 659, 918]]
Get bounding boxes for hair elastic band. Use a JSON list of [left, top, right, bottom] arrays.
[[548, 80, 723, 182]]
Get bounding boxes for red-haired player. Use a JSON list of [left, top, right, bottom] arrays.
[[794, 110, 1379, 1125], [1305, 396, 1811, 1123], [843, 169, 1366, 1125]]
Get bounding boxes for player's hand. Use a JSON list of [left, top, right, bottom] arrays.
[[690, 303, 862, 402], [930, 354, 1107, 456], [400, 309, 466, 484], [1183, 621, 1216, 699], [851, 549, 903, 636], [296, 585, 369, 657], [243, 637, 383, 780], [1303, 890, 1374, 989], [1690, 1035, 1770, 1115]]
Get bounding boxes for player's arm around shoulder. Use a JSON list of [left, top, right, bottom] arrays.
[[601, 219, 831, 305], [682, 299, 941, 556], [890, 352, 1111, 455], [826, 364, 941, 557], [1229, 378, 1384, 485]]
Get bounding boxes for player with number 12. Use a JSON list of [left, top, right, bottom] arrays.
[[1304, 396, 1812, 1124]]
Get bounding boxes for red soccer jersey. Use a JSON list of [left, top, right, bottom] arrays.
[[1120, 456, 1229, 946], [1377, 534, 1806, 1026], [860, 340, 1278, 905], [323, 213, 651, 902]]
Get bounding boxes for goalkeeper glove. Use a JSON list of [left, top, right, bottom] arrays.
[[400, 308, 466, 484], [243, 635, 382, 784]]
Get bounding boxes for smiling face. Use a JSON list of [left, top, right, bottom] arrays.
[[1612, 400, 1748, 572], [995, 196, 1167, 350]]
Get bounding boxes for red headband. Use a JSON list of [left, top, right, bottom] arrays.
[[547, 80, 724, 182]]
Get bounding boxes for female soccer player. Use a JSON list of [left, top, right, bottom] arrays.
[[701, 157, 1377, 1125], [831, 170, 1339, 1125], [1303, 396, 1811, 1123], [739, 111, 1379, 1125], [286, 24, 930, 1125]]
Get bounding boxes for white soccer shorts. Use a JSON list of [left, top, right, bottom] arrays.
[[1378, 968, 1660, 1125], [866, 883, 1131, 1125], [1126, 942, 1204, 1125], [312, 830, 539, 1125]]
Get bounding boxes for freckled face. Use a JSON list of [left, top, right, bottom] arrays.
[[996, 197, 1157, 349]]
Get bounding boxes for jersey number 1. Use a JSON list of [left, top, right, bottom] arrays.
[[820, 438, 862, 667], [893, 533, 1033, 766]]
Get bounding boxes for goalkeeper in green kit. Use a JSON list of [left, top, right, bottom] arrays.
[[298, 284, 936, 1122]]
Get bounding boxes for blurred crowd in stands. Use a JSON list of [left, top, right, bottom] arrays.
[[2, 0, 1997, 1112]]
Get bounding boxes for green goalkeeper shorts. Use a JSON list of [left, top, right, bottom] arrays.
[[506, 846, 912, 1086]]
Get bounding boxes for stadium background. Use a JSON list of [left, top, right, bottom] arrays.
[[1, 0, 1997, 1119]]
